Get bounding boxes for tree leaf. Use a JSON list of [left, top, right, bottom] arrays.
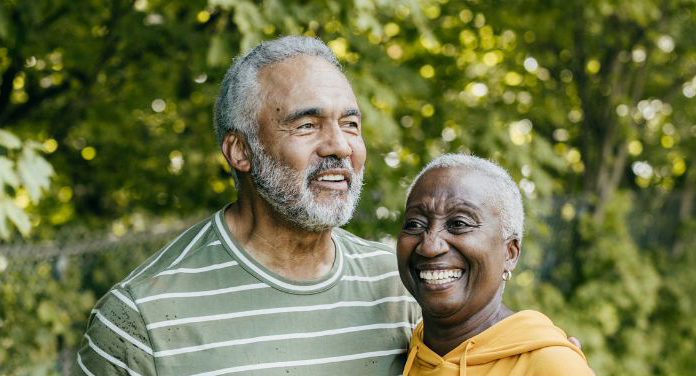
[[0, 196, 30, 239], [0, 198, 9, 240], [17, 146, 54, 203], [206, 34, 232, 67], [0, 156, 20, 189], [0, 129, 22, 150]]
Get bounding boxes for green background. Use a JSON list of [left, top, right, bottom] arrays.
[[1, 0, 695, 374]]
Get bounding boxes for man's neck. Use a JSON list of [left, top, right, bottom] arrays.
[[224, 194, 336, 281]]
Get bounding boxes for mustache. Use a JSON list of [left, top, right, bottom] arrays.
[[306, 157, 354, 182]]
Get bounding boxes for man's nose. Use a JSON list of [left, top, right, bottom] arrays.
[[317, 122, 352, 159], [416, 230, 449, 258]]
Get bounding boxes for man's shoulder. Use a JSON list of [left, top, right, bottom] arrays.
[[332, 228, 395, 255], [117, 213, 221, 292]]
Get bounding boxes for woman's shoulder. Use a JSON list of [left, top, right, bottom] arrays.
[[524, 343, 594, 375], [485, 310, 593, 375]]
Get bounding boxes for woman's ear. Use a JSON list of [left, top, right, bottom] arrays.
[[221, 132, 251, 173], [504, 238, 521, 272]]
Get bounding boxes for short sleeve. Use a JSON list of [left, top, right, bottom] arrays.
[[527, 346, 594, 376], [75, 288, 157, 376]]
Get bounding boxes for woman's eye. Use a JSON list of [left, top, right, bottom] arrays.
[[448, 219, 473, 231], [402, 220, 425, 233]]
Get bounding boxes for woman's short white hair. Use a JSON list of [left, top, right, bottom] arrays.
[[407, 154, 525, 242]]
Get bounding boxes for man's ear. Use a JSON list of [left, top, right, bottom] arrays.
[[221, 132, 251, 173], [504, 238, 521, 272]]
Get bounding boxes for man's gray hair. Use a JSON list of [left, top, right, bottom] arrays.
[[214, 36, 341, 145], [407, 154, 525, 242]]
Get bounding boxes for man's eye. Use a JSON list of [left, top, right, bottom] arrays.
[[341, 121, 360, 133], [298, 123, 314, 130]]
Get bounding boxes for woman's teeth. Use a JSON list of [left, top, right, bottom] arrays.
[[419, 269, 463, 284]]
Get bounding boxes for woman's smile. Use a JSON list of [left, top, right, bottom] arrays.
[[414, 266, 466, 290]]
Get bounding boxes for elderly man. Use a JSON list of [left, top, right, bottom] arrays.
[[77, 36, 420, 376]]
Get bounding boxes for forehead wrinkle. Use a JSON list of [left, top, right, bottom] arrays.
[[405, 188, 488, 227], [447, 198, 482, 213]]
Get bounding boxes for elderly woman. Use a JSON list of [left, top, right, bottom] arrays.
[[398, 154, 593, 375]]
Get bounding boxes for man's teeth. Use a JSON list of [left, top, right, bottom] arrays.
[[317, 174, 344, 182], [419, 269, 463, 284]]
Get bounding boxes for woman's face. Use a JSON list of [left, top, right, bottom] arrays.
[[397, 167, 515, 321]]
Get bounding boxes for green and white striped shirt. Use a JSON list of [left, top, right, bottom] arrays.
[[77, 207, 421, 376]]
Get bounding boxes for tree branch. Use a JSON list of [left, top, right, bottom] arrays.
[[0, 60, 21, 117], [0, 81, 71, 124]]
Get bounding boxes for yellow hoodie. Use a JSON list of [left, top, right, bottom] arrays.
[[403, 310, 593, 376]]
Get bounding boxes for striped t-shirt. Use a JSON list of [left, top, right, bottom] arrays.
[[76, 207, 421, 376]]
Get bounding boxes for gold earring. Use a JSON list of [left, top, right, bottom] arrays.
[[502, 270, 512, 281]]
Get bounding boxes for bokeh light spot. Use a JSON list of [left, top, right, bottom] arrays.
[[196, 10, 210, 23], [561, 203, 576, 221], [384, 23, 400, 37], [504, 72, 523, 86], [386, 44, 403, 59], [420, 64, 435, 78], [385, 152, 400, 168], [43, 139, 58, 153], [586, 59, 601, 74], [151, 99, 166, 113], [628, 140, 643, 156], [661, 135, 674, 149], [81, 146, 96, 161], [421, 103, 435, 117], [58, 186, 73, 203], [672, 158, 686, 176], [328, 38, 348, 59]]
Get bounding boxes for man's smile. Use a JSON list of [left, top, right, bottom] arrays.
[[310, 169, 350, 191]]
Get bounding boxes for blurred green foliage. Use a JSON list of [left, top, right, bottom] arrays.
[[0, 0, 695, 374]]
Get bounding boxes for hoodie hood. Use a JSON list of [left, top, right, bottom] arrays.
[[403, 310, 585, 376]]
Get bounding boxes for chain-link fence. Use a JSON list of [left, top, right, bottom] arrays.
[[0, 219, 199, 376]]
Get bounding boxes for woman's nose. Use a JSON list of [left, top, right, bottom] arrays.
[[416, 230, 449, 257]]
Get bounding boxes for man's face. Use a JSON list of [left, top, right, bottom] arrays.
[[249, 55, 367, 231]]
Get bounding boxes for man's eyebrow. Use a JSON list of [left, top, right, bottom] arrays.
[[342, 108, 362, 118], [282, 107, 323, 124], [282, 107, 362, 124]]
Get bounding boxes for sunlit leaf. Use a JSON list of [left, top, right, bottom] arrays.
[[0, 196, 30, 238], [0, 156, 20, 189], [0, 129, 22, 150], [207, 35, 232, 67], [16, 146, 54, 203]]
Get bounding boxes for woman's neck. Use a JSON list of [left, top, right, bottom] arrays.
[[422, 293, 513, 356]]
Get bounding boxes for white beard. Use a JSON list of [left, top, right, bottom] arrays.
[[248, 137, 363, 232]]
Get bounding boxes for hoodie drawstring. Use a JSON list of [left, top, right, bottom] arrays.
[[459, 341, 474, 376], [403, 344, 418, 376]]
